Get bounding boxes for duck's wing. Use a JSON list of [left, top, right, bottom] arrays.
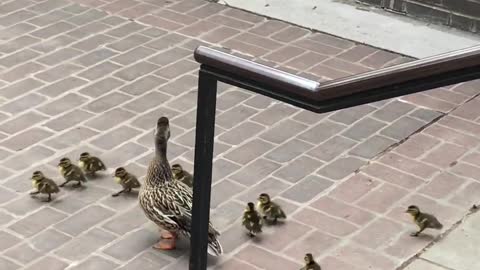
[[140, 181, 193, 232], [145, 181, 220, 235]]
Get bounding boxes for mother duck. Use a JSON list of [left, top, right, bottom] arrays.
[[139, 116, 223, 256]]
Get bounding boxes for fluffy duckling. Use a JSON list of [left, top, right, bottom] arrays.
[[58, 157, 87, 188], [405, 205, 443, 237], [29, 171, 60, 202], [300, 253, 321, 270], [112, 167, 141, 197], [242, 202, 263, 237], [78, 152, 106, 176], [257, 193, 286, 224], [171, 164, 193, 188]]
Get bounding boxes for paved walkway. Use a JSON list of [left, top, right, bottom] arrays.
[[0, 0, 478, 269]]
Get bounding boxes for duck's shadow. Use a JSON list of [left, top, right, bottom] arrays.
[[149, 236, 221, 266]]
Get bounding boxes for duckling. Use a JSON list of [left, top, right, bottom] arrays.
[[405, 205, 443, 237], [300, 253, 321, 270], [171, 164, 193, 188], [58, 157, 87, 188], [29, 171, 60, 202], [112, 167, 141, 197], [78, 152, 106, 176], [139, 116, 223, 255], [257, 193, 286, 224], [242, 202, 263, 237]]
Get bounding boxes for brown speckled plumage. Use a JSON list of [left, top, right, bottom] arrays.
[[139, 117, 223, 256]]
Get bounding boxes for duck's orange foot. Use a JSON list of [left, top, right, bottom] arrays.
[[160, 230, 177, 239], [153, 239, 176, 250]]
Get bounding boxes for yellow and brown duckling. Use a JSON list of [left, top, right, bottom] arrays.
[[300, 253, 321, 270], [139, 116, 223, 255], [112, 167, 141, 197], [58, 157, 87, 188], [242, 202, 263, 237], [29, 171, 60, 202], [405, 205, 443, 237], [171, 164, 193, 188], [257, 193, 286, 224], [78, 152, 106, 176]]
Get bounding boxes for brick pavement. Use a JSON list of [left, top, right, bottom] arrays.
[[0, 0, 478, 269]]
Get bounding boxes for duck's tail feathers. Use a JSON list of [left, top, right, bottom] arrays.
[[207, 239, 223, 256]]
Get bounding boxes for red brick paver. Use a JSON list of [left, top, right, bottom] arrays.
[[0, 0, 479, 269]]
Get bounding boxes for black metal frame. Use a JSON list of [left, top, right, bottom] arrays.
[[189, 45, 480, 270]]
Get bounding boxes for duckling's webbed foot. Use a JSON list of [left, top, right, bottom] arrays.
[[59, 181, 68, 187], [112, 189, 125, 197], [29, 191, 39, 195], [73, 182, 82, 188], [410, 232, 420, 237]]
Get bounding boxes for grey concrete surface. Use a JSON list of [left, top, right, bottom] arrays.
[[419, 212, 480, 270], [219, 0, 480, 58]]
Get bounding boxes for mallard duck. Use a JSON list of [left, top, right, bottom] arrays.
[[139, 116, 223, 255], [405, 205, 443, 237], [171, 164, 193, 188], [78, 152, 106, 176], [29, 171, 60, 202], [58, 157, 87, 188], [242, 202, 262, 237], [300, 253, 321, 270], [257, 193, 286, 224], [112, 167, 141, 197]]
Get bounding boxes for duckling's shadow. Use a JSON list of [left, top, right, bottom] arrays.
[[86, 174, 105, 180], [48, 197, 64, 205], [112, 190, 139, 198], [264, 220, 286, 227], [61, 184, 88, 191], [413, 233, 436, 241], [30, 195, 55, 203], [251, 235, 263, 244]]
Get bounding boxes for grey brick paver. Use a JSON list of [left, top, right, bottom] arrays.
[[24, 256, 68, 270], [55, 228, 116, 260], [68, 255, 119, 270], [9, 207, 67, 237], [0, 1, 478, 269], [55, 205, 114, 236]]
